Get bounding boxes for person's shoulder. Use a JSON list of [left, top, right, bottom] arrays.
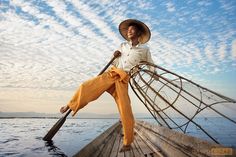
[[119, 41, 130, 48], [120, 41, 129, 46], [139, 43, 150, 50]]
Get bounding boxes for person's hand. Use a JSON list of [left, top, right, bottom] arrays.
[[113, 50, 121, 58], [60, 105, 69, 114]]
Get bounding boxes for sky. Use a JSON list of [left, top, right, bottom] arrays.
[[0, 0, 236, 115]]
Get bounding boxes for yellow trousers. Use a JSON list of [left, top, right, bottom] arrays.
[[67, 66, 134, 145]]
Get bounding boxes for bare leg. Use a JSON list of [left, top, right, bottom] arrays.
[[60, 105, 69, 114]]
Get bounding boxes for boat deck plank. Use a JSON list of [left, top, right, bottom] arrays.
[[134, 130, 156, 157], [73, 120, 236, 157], [109, 125, 122, 157], [131, 138, 143, 156], [74, 121, 161, 157], [117, 135, 125, 157]]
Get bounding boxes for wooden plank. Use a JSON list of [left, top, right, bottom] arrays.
[[134, 136, 146, 157], [133, 133, 146, 156], [124, 131, 136, 157], [134, 130, 154, 157], [91, 127, 119, 157], [110, 125, 122, 157], [92, 138, 109, 157], [131, 133, 142, 157], [135, 121, 236, 157], [124, 149, 134, 157], [135, 128, 163, 157], [74, 120, 236, 157], [99, 125, 121, 157], [117, 129, 125, 157], [73, 122, 120, 157]]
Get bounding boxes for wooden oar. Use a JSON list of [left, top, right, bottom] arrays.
[[43, 53, 120, 141]]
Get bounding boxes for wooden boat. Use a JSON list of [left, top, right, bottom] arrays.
[[73, 62, 236, 157], [73, 120, 236, 157], [44, 61, 236, 156]]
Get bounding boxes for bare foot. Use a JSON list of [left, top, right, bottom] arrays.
[[119, 145, 131, 152], [60, 105, 69, 114]]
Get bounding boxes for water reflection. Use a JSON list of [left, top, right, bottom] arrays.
[[45, 140, 68, 157]]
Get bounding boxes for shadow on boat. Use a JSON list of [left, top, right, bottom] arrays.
[[45, 140, 68, 157]]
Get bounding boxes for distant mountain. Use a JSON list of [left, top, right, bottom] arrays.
[[0, 112, 61, 118], [0, 112, 152, 118]]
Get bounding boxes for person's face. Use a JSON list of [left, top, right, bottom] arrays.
[[127, 25, 140, 40]]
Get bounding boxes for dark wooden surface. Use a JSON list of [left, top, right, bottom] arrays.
[[74, 121, 162, 157], [73, 120, 236, 157]]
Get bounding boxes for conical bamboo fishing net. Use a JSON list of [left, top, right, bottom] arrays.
[[129, 61, 236, 145]]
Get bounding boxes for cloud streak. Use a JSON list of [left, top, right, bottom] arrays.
[[0, 0, 236, 113]]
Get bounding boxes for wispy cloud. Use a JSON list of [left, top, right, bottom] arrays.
[[166, 2, 175, 12], [218, 42, 226, 61], [0, 0, 236, 112], [232, 39, 236, 58], [205, 44, 214, 61], [135, 0, 155, 10]]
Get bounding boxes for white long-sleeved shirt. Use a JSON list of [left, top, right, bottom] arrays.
[[113, 41, 154, 72]]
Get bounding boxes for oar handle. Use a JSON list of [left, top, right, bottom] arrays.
[[98, 55, 118, 75], [64, 109, 72, 117], [64, 55, 118, 118]]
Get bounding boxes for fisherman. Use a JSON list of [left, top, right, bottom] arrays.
[[60, 19, 154, 152]]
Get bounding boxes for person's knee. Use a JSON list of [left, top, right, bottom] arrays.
[[79, 82, 87, 91]]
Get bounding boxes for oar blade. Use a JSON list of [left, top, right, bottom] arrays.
[[43, 116, 66, 141]]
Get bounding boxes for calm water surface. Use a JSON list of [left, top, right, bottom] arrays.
[[0, 118, 235, 157], [0, 118, 116, 157]]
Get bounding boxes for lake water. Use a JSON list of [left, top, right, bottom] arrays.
[[0, 118, 235, 157]]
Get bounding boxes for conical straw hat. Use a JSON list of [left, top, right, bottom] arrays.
[[119, 19, 151, 44]]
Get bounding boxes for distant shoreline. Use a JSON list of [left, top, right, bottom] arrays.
[[0, 117, 154, 119], [0, 112, 155, 119]]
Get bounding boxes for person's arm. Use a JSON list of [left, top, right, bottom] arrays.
[[112, 44, 122, 67], [146, 50, 159, 81], [111, 51, 120, 67], [146, 49, 156, 73]]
